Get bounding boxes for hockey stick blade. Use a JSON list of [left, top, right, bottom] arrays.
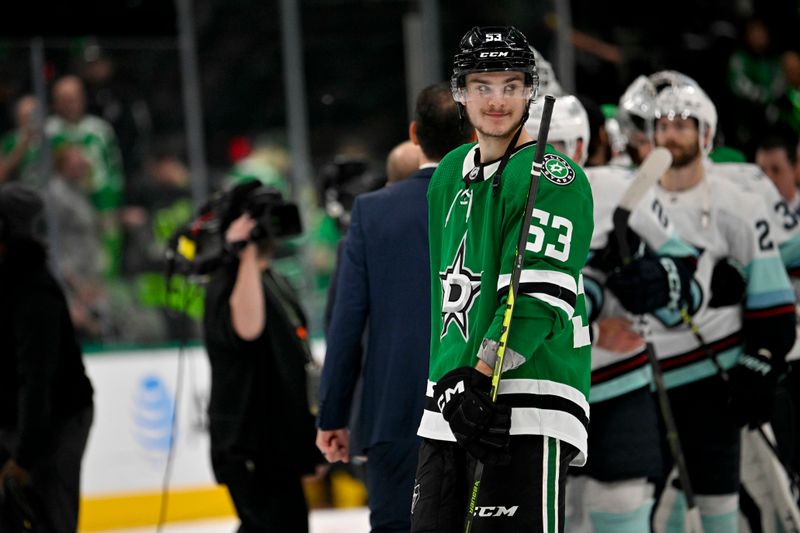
[[612, 147, 672, 263], [619, 147, 672, 212]]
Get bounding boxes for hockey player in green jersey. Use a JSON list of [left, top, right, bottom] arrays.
[[410, 26, 594, 533]]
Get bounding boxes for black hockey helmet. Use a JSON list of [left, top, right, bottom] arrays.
[[451, 26, 538, 94], [451, 27, 539, 197]]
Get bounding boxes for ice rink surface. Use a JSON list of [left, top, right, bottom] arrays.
[[98, 507, 370, 533]]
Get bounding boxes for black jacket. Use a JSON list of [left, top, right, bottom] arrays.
[[0, 239, 94, 469], [203, 261, 321, 480]]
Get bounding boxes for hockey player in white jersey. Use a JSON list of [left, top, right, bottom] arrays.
[[639, 75, 797, 533], [525, 81, 700, 532], [649, 71, 800, 276], [654, 72, 800, 530]]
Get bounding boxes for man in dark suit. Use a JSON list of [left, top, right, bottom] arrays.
[[316, 82, 473, 532]]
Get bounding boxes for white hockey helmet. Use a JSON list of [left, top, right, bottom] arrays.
[[525, 94, 590, 165], [651, 71, 717, 154], [605, 116, 627, 157], [617, 75, 656, 139], [529, 46, 564, 97]]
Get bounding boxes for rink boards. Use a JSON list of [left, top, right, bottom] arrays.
[[79, 346, 229, 531]]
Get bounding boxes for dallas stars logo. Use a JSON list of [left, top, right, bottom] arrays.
[[542, 153, 575, 185], [439, 233, 482, 340]]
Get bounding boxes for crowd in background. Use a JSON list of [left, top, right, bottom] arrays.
[[0, 4, 800, 531], [0, 8, 796, 354]]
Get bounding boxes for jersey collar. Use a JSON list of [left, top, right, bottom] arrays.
[[461, 141, 536, 185]]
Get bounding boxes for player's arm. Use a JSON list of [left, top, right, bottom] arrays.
[[729, 192, 796, 428], [735, 194, 796, 357], [480, 175, 595, 372]]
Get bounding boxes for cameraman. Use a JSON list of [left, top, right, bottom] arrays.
[[202, 186, 322, 533]]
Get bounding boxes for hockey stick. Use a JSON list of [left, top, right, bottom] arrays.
[[463, 94, 556, 533], [676, 311, 800, 532], [678, 308, 800, 492], [741, 424, 800, 532], [612, 147, 706, 533], [612, 147, 672, 260]]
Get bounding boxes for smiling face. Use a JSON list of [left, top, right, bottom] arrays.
[[463, 71, 530, 142]]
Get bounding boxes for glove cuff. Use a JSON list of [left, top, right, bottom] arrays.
[[740, 349, 774, 376], [434, 367, 491, 414]]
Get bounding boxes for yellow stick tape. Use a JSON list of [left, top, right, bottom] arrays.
[[79, 486, 235, 532]]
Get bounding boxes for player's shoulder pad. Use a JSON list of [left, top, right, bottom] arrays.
[[707, 161, 779, 199], [707, 171, 771, 218], [429, 142, 476, 189], [585, 164, 634, 187], [709, 160, 768, 185]]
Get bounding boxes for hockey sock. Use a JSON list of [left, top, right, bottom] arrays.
[[583, 477, 655, 533], [589, 503, 654, 533], [655, 490, 739, 533], [656, 485, 687, 533], [696, 494, 738, 533]]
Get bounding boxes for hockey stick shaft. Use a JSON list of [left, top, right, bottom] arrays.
[[463, 95, 556, 533], [643, 332, 703, 526], [490, 96, 555, 400]]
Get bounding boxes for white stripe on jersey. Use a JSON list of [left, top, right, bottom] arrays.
[[496, 378, 590, 417], [530, 292, 575, 317], [498, 270, 578, 316], [425, 378, 590, 418], [417, 405, 588, 467], [421, 378, 590, 466], [542, 437, 549, 533], [497, 269, 578, 295]]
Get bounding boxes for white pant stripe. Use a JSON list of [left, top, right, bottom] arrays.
[[542, 435, 549, 533]]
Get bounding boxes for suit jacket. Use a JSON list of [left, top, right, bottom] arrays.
[[317, 167, 433, 452]]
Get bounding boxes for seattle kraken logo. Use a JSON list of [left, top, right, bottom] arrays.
[[440, 233, 482, 339]]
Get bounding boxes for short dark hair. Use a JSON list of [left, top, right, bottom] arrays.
[[757, 134, 798, 165], [414, 83, 473, 161]]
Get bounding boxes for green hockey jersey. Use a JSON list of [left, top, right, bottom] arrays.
[[416, 141, 594, 466]]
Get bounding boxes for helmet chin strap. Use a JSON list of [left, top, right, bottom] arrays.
[[491, 105, 531, 197]]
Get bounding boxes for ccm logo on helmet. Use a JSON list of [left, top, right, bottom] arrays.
[[479, 51, 509, 58], [474, 506, 519, 517]]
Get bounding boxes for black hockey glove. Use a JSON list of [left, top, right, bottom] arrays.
[[728, 350, 783, 429], [708, 258, 746, 308], [606, 256, 685, 315], [434, 367, 511, 466]]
